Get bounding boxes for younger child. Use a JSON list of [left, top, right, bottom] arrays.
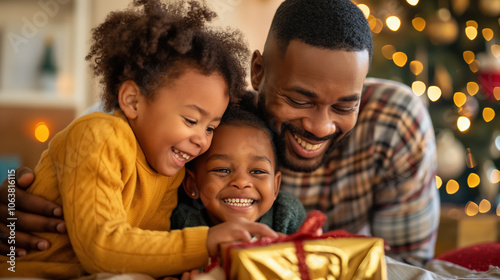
[[0, 1, 277, 279], [172, 103, 306, 235]]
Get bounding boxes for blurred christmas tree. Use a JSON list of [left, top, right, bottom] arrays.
[[357, 0, 500, 216]]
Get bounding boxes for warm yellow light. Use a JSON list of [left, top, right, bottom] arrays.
[[436, 175, 442, 189], [491, 169, 500, 183], [467, 173, 480, 188], [457, 116, 471, 132], [412, 81, 426, 96], [465, 26, 478, 40], [386, 16, 401, 31], [453, 92, 467, 107], [482, 28, 494, 41], [392, 52, 407, 67], [381, 45, 396, 60], [492, 45, 500, 58], [494, 87, 500, 100], [479, 199, 491, 213], [467, 82, 479, 96], [406, 0, 419, 6], [463, 51, 475, 64], [497, 203, 500, 216], [465, 201, 479, 216], [412, 17, 426, 31], [427, 86, 442, 102], [369, 17, 384, 33], [410, 60, 424, 75], [466, 20, 478, 28], [357, 4, 370, 18], [483, 107, 495, 122], [446, 179, 459, 194], [469, 60, 480, 73], [34, 122, 50, 143]]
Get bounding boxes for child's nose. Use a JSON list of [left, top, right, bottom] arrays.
[[230, 172, 253, 189], [191, 130, 209, 149]]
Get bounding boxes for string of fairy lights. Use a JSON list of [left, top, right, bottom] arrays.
[[354, 0, 500, 217]]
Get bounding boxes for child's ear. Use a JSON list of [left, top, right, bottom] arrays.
[[250, 50, 264, 91], [118, 80, 142, 120], [273, 170, 281, 199], [183, 169, 200, 199]]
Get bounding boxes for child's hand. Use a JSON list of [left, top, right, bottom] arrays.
[[206, 217, 278, 257]]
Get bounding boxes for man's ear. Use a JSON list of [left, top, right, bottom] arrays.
[[273, 170, 281, 199], [250, 50, 264, 91], [118, 80, 142, 120], [183, 169, 200, 199]]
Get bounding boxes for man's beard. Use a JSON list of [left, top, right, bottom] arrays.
[[274, 122, 346, 172]]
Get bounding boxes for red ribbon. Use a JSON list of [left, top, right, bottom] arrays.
[[222, 210, 367, 279]]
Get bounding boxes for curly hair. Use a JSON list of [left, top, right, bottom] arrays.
[[86, 0, 249, 111], [268, 0, 372, 64]]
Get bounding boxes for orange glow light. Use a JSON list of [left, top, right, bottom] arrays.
[[35, 122, 50, 143]]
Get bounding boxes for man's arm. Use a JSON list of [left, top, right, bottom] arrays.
[[0, 167, 66, 256], [371, 82, 440, 267]]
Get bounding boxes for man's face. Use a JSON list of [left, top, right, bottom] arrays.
[[251, 39, 370, 172]]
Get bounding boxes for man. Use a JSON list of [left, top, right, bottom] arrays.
[[0, 0, 439, 267]]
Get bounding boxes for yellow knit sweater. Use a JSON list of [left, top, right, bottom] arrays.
[[0, 111, 209, 279]]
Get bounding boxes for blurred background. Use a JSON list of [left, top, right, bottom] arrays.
[[0, 0, 499, 256]]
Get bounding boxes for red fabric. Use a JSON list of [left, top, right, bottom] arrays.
[[436, 242, 500, 271]]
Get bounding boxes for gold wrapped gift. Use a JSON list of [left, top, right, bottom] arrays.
[[221, 211, 387, 280]]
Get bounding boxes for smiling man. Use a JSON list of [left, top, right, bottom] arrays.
[[0, 0, 439, 269], [248, 0, 440, 266]]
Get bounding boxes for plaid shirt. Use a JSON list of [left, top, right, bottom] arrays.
[[279, 78, 440, 267]]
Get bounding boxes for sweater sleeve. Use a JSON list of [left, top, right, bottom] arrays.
[[54, 115, 209, 277]]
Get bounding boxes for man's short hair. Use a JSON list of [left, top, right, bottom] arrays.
[[268, 0, 372, 62]]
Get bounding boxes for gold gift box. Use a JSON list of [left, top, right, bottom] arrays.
[[222, 235, 387, 280]]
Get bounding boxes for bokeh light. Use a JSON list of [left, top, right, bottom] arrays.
[[491, 169, 500, 183], [467, 173, 480, 188], [465, 201, 479, 216], [412, 81, 426, 96], [463, 51, 475, 64], [465, 26, 478, 40], [386, 16, 401, 31], [483, 107, 495, 122], [410, 60, 424, 75], [436, 175, 442, 189], [381, 45, 396, 60], [412, 17, 426, 31], [467, 82, 479, 95], [457, 116, 471, 132], [478, 199, 491, 213], [453, 92, 467, 107], [446, 179, 459, 194], [482, 28, 494, 41], [406, 0, 419, 6], [392, 52, 408, 66], [427, 86, 442, 101], [34, 122, 50, 143], [357, 4, 370, 18]]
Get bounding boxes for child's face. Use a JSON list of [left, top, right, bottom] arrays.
[[131, 70, 229, 176], [187, 125, 280, 225]]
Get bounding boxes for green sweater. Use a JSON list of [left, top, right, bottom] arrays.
[[171, 189, 306, 234]]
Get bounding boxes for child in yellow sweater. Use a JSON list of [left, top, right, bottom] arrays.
[[0, 0, 277, 279]]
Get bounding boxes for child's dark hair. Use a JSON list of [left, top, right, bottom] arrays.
[[86, 0, 249, 111], [218, 97, 278, 169], [268, 0, 372, 64]]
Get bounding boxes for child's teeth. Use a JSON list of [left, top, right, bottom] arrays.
[[293, 134, 323, 151], [173, 148, 191, 161], [224, 198, 254, 207]]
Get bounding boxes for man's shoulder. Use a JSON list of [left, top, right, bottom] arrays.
[[360, 78, 427, 114]]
